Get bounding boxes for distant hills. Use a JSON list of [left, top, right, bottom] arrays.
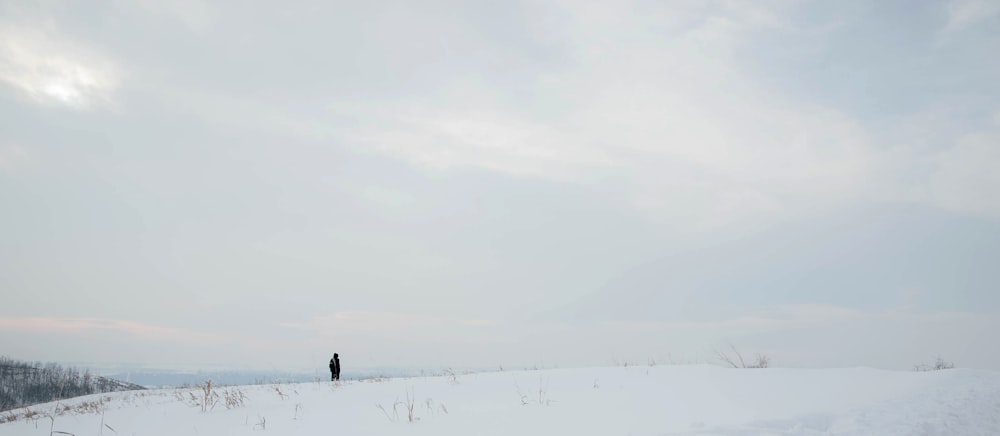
[[103, 366, 482, 388]]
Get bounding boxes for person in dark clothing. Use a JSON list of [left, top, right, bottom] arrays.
[[329, 353, 340, 381]]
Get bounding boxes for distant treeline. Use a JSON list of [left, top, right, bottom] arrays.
[[0, 356, 144, 411]]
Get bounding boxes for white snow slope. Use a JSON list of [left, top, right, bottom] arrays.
[[2, 365, 998, 435]]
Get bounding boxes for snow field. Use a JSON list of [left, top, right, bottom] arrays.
[[1, 365, 998, 435]]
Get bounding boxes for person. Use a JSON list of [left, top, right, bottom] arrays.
[[329, 353, 340, 381]]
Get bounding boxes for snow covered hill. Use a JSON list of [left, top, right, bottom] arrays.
[[2, 365, 998, 435]]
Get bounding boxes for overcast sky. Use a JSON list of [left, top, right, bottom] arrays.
[[2, 0, 999, 373]]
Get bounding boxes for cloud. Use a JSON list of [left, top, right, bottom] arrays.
[[943, 0, 1000, 33], [926, 130, 1000, 218], [129, 0, 213, 32], [356, 185, 419, 209], [0, 317, 227, 346], [0, 316, 299, 368], [605, 304, 957, 336], [275, 312, 506, 366], [330, 1, 1000, 230], [280, 311, 496, 335], [344, 1, 880, 232], [0, 22, 122, 109], [351, 107, 616, 181], [0, 145, 28, 170]]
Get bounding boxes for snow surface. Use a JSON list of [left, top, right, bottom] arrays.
[[2, 365, 999, 435]]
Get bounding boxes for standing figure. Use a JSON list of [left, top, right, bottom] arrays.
[[329, 353, 341, 381]]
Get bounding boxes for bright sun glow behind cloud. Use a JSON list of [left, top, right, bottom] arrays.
[[0, 23, 121, 109]]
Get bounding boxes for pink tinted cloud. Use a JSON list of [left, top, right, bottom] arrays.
[[0, 317, 228, 346], [279, 311, 498, 334]]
